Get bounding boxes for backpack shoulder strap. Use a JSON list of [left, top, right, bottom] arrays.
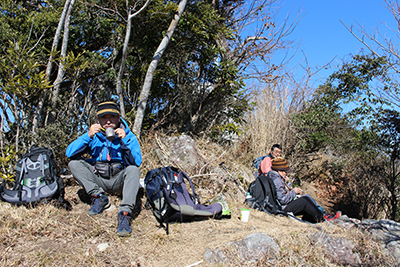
[[39, 153, 45, 177], [179, 170, 199, 204], [161, 166, 176, 187], [150, 168, 166, 199], [13, 157, 28, 190], [253, 155, 266, 165], [265, 172, 285, 212]]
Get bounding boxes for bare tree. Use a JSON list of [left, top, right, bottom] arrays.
[[342, 0, 400, 108], [215, 0, 301, 79], [178, 0, 302, 134], [116, 0, 151, 117], [51, 0, 76, 108], [32, 0, 72, 133], [133, 0, 188, 135]]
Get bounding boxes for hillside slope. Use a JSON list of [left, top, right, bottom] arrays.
[[1, 134, 398, 266], [0, 183, 395, 267]]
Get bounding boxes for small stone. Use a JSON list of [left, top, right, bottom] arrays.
[[97, 243, 109, 252]]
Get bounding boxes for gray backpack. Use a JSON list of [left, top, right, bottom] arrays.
[[0, 147, 65, 205]]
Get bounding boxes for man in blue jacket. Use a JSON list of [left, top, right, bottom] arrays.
[[66, 101, 142, 237]]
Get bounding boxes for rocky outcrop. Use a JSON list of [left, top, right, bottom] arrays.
[[339, 216, 400, 266], [309, 231, 361, 266], [155, 134, 205, 173], [204, 233, 280, 264], [204, 216, 400, 266]]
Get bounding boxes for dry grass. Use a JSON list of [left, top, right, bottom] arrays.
[[239, 78, 310, 162], [0, 135, 391, 266], [0, 183, 389, 267], [244, 85, 289, 158]]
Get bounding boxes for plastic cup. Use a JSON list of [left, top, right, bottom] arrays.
[[240, 208, 250, 222]]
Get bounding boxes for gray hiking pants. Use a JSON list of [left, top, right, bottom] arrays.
[[69, 159, 140, 213]]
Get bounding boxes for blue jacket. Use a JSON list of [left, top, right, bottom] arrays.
[[66, 118, 142, 167]]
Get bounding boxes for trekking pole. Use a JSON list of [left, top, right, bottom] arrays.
[[219, 162, 246, 194]]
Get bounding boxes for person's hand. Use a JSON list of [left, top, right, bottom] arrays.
[[88, 124, 102, 138], [287, 182, 293, 190], [294, 187, 303, 195], [115, 128, 126, 139]]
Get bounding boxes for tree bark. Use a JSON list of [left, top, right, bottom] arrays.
[[51, 0, 75, 109], [32, 0, 71, 133], [116, 0, 151, 118], [133, 0, 188, 135]]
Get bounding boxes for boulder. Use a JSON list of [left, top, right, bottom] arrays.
[[204, 232, 279, 264], [156, 135, 205, 172], [310, 232, 361, 266]]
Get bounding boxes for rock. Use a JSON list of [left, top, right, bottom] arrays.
[[204, 233, 279, 264], [386, 240, 400, 266], [357, 219, 400, 244], [331, 214, 359, 229], [355, 219, 400, 265], [310, 232, 361, 266], [203, 247, 227, 263], [97, 243, 109, 252], [158, 135, 205, 172], [231, 233, 280, 262]]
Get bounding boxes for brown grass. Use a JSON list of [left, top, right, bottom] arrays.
[[0, 135, 391, 266], [237, 78, 310, 163], [0, 182, 389, 266]]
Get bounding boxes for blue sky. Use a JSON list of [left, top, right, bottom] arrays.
[[275, 0, 397, 85]]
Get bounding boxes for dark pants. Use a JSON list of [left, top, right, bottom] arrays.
[[284, 196, 323, 223]]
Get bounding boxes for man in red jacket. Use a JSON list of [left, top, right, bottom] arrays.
[[259, 144, 282, 175]]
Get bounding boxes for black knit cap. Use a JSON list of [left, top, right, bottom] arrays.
[[97, 101, 120, 118], [271, 157, 293, 173]]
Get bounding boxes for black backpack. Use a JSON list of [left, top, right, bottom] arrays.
[[144, 166, 222, 234], [246, 173, 307, 223], [0, 146, 65, 206], [245, 172, 285, 215]]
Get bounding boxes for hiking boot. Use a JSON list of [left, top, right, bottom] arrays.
[[324, 211, 342, 221], [87, 193, 110, 216], [117, 211, 132, 237]]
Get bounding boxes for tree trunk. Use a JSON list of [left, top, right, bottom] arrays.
[[46, 0, 71, 82], [116, 0, 151, 118], [133, 0, 188, 135], [115, 13, 131, 118], [51, 0, 75, 109], [0, 95, 5, 164], [32, 0, 71, 133], [390, 152, 398, 220]]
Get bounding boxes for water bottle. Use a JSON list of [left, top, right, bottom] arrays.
[[245, 192, 252, 207]]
